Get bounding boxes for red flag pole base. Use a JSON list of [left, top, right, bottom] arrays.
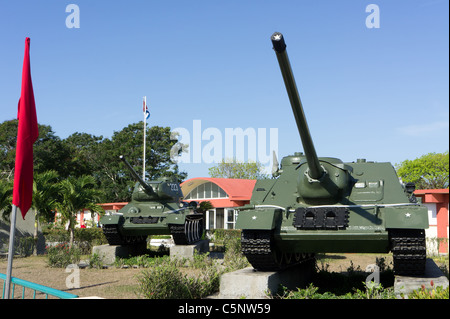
[[4, 205, 19, 299]]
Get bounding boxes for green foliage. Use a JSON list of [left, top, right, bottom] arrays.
[[55, 175, 104, 247], [408, 282, 449, 299], [16, 236, 36, 257], [32, 170, 60, 223], [210, 228, 241, 244], [136, 257, 220, 299], [88, 253, 104, 269], [396, 151, 449, 189], [46, 242, 81, 268], [0, 119, 187, 203], [0, 178, 13, 220], [197, 201, 214, 214], [223, 233, 250, 271], [209, 158, 269, 179], [43, 226, 107, 254], [95, 123, 187, 201], [279, 282, 397, 299]]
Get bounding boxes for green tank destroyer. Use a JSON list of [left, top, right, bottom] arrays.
[[235, 32, 429, 275], [100, 155, 204, 245]]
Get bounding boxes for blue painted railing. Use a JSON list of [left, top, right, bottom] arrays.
[[1, 273, 78, 299]]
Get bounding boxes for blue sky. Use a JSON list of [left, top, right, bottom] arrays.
[[0, 0, 448, 179]]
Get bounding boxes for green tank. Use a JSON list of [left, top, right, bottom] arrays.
[[100, 155, 204, 245], [235, 32, 429, 275]]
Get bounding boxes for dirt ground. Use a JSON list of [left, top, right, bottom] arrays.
[[0, 253, 447, 299]]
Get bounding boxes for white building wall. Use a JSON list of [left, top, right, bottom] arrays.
[[423, 203, 440, 255]]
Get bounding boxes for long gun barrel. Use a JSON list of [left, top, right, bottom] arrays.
[[119, 155, 154, 194], [271, 32, 324, 180]]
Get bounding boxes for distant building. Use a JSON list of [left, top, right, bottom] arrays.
[[180, 177, 256, 230], [414, 189, 449, 254]]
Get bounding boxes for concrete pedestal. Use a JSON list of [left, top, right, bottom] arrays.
[[394, 259, 449, 298], [92, 243, 147, 265], [219, 260, 315, 299], [170, 240, 209, 260]]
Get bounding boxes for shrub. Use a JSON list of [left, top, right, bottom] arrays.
[[137, 262, 191, 299], [136, 257, 221, 299], [46, 243, 81, 268], [223, 235, 250, 271], [408, 282, 449, 299], [43, 227, 107, 255]]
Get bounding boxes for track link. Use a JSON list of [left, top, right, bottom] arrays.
[[241, 229, 314, 271], [102, 225, 125, 245], [102, 224, 146, 246], [390, 229, 427, 276]]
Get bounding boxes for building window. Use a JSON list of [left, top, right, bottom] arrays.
[[185, 182, 229, 200], [225, 209, 237, 229], [206, 208, 224, 230]]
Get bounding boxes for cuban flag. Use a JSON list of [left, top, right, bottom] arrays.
[[143, 96, 150, 120]]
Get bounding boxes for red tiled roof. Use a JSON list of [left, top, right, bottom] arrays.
[[180, 177, 256, 200]]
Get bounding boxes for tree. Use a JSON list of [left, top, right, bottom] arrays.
[[0, 178, 13, 221], [0, 120, 19, 181], [0, 119, 187, 203], [208, 158, 269, 179], [31, 170, 60, 254], [0, 120, 72, 179], [54, 175, 104, 247], [396, 152, 449, 189], [92, 123, 187, 202], [32, 170, 60, 221], [62, 132, 104, 177]]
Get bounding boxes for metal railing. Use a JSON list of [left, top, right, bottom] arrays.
[[1, 273, 78, 299]]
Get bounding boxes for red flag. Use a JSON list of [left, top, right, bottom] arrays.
[[12, 37, 39, 219]]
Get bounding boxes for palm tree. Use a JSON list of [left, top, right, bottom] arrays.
[[31, 170, 60, 254], [55, 175, 104, 247]]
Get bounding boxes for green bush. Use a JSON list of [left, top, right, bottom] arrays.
[[408, 283, 449, 299], [43, 227, 107, 254], [137, 262, 190, 298], [46, 243, 81, 268], [136, 257, 221, 299], [223, 235, 250, 271], [17, 236, 36, 257]]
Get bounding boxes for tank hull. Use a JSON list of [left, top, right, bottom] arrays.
[[100, 193, 204, 245], [236, 156, 429, 274]]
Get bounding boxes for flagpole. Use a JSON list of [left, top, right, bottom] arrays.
[[142, 96, 147, 180], [4, 205, 19, 299]]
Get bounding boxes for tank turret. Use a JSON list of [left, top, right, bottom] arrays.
[[120, 155, 183, 201]]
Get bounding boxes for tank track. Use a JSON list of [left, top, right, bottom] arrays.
[[390, 229, 427, 276], [102, 224, 146, 246], [169, 216, 204, 245], [102, 225, 124, 245], [241, 230, 315, 271]]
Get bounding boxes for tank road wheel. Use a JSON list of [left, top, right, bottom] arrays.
[[284, 252, 293, 264], [241, 229, 314, 271], [389, 229, 427, 276], [169, 216, 204, 245]]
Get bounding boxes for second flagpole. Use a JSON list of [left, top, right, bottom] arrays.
[[142, 96, 147, 180]]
